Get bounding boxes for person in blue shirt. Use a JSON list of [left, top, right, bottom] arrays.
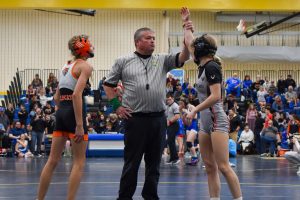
[[225, 73, 241, 97], [242, 75, 252, 99], [183, 84, 197, 97], [289, 97, 300, 117]]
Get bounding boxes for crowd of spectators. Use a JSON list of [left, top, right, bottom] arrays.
[[2, 71, 300, 159]]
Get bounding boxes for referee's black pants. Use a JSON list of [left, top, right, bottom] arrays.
[[117, 113, 167, 200], [166, 122, 179, 162]]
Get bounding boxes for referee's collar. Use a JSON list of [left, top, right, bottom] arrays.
[[134, 51, 151, 59]]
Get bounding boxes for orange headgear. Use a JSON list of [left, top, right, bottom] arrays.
[[73, 36, 94, 58]]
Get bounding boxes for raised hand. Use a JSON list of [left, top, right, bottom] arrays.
[[180, 7, 190, 22]]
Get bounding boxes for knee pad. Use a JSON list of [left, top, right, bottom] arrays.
[[186, 141, 193, 150]]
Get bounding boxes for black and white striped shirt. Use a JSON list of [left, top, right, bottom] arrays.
[[105, 52, 181, 113]]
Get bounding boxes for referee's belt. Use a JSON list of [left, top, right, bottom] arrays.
[[131, 111, 165, 117]]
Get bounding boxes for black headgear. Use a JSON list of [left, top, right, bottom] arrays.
[[193, 34, 217, 64]]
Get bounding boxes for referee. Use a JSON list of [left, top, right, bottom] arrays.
[[104, 7, 194, 200]]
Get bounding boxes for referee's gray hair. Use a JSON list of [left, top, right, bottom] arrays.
[[134, 27, 154, 42]]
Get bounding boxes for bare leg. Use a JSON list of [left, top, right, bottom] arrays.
[[37, 137, 67, 200], [66, 139, 88, 200], [211, 132, 242, 199], [198, 132, 220, 198]]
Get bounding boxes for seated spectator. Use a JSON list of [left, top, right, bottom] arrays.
[[104, 122, 113, 133], [94, 114, 106, 134], [46, 72, 57, 93], [224, 94, 235, 113], [43, 101, 55, 115], [242, 75, 252, 99], [285, 86, 297, 104], [166, 82, 174, 94], [183, 84, 197, 97], [108, 113, 120, 132], [18, 104, 28, 127], [265, 90, 276, 105], [257, 86, 267, 107], [268, 81, 277, 94], [0, 107, 10, 132], [174, 84, 183, 103], [272, 95, 284, 113], [166, 73, 177, 91], [289, 97, 300, 117], [263, 77, 271, 91], [5, 103, 14, 126], [187, 93, 200, 107], [277, 75, 286, 95], [31, 74, 43, 91], [182, 77, 189, 91], [285, 74, 296, 90], [29, 95, 42, 111], [260, 120, 280, 157], [9, 121, 29, 140], [287, 115, 300, 149], [284, 136, 300, 175], [98, 76, 106, 97], [225, 73, 241, 97], [238, 124, 254, 154], [26, 84, 36, 100], [228, 109, 242, 142], [15, 134, 33, 158]]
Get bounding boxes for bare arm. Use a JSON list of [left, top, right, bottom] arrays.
[[178, 7, 194, 64], [53, 85, 60, 106]]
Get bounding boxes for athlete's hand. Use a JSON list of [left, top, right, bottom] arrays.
[[74, 125, 84, 143], [180, 7, 190, 22], [186, 110, 196, 126], [116, 106, 133, 119]]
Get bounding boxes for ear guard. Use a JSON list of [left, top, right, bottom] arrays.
[[74, 36, 94, 58], [193, 34, 217, 64]]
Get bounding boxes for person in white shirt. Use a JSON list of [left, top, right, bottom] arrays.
[[238, 124, 254, 154]]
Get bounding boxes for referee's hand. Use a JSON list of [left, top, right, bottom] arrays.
[[116, 106, 133, 119]]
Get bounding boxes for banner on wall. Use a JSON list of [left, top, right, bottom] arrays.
[[169, 69, 185, 84]]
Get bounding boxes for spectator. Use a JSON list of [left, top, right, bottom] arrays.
[[173, 83, 183, 102], [242, 75, 252, 99], [268, 81, 277, 94], [166, 73, 177, 91], [257, 86, 267, 107], [45, 114, 55, 135], [228, 109, 242, 142], [95, 113, 106, 133], [272, 95, 284, 113], [15, 134, 33, 158], [98, 76, 106, 98], [238, 124, 254, 154], [289, 97, 300, 117], [182, 77, 189, 91], [260, 120, 280, 157], [225, 73, 241, 97], [285, 74, 296, 90], [183, 84, 197, 97], [287, 114, 300, 139], [166, 82, 174, 94], [265, 90, 276, 105], [9, 121, 28, 140], [18, 104, 28, 127], [263, 77, 271, 91], [0, 107, 10, 132], [264, 107, 273, 128], [5, 103, 14, 126], [277, 75, 286, 94], [31, 74, 43, 90], [38, 87, 48, 107], [108, 113, 120, 132], [26, 84, 36, 100], [187, 93, 200, 107], [285, 86, 297, 104], [224, 94, 235, 113], [30, 107, 46, 157], [46, 73, 56, 90], [254, 112, 265, 154], [43, 101, 55, 115], [246, 103, 257, 132]]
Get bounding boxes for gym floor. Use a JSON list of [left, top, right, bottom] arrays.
[[0, 155, 299, 200]]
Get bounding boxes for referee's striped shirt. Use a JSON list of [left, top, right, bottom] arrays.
[[105, 52, 182, 113]]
